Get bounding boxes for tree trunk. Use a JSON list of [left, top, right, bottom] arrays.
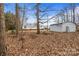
[[66, 8, 68, 22], [0, 4, 6, 55], [36, 3, 40, 34], [72, 4, 75, 23], [21, 4, 26, 35], [15, 4, 20, 37], [47, 14, 49, 31]]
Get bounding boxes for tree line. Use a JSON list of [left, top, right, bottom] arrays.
[[0, 3, 41, 55], [0, 3, 20, 55]]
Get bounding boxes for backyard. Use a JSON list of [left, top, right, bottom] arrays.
[[5, 31, 79, 56]]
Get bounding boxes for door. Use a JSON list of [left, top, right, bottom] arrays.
[[66, 26, 70, 32]]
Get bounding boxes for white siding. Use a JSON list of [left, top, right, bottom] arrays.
[[50, 24, 63, 32], [49, 22, 76, 32], [62, 22, 76, 32]]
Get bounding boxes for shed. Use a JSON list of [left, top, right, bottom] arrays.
[[49, 22, 76, 32]]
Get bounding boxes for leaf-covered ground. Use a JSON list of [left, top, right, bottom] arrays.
[[5, 31, 79, 56]]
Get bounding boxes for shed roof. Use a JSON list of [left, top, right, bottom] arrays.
[[50, 22, 76, 26]]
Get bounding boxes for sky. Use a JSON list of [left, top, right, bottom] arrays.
[[4, 3, 70, 14], [4, 3, 79, 13], [4, 3, 67, 22], [4, 3, 79, 28]]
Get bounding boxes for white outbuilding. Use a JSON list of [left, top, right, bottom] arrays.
[[49, 22, 76, 32]]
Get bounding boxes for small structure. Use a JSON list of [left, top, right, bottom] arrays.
[[49, 22, 76, 32]]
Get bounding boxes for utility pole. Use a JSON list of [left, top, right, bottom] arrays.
[[36, 3, 40, 34], [0, 4, 6, 55]]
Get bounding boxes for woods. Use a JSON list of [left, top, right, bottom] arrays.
[[5, 12, 16, 31], [0, 3, 79, 56]]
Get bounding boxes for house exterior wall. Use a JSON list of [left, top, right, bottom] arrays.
[[49, 22, 76, 32]]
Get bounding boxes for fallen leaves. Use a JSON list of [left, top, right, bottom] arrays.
[[5, 32, 79, 56]]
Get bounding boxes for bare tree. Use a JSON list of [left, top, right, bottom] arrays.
[[21, 4, 26, 35], [65, 8, 69, 22], [0, 4, 6, 55], [70, 3, 76, 23], [36, 3, 40, 34]]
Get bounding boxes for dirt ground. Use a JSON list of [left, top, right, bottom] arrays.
[[5, 31, 79, 56]]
